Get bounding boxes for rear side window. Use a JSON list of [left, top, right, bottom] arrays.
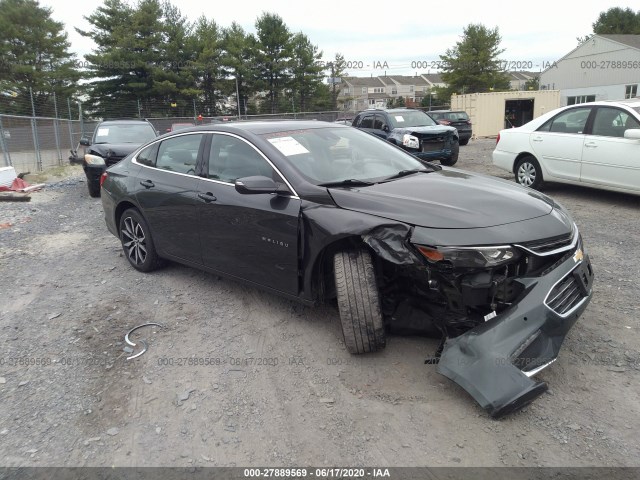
[[538, 107, 591, 134], [156, 134, 204, 174], [136, 143, 159, 167]]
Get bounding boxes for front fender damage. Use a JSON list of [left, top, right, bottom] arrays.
[[300, 200, 594, 418]]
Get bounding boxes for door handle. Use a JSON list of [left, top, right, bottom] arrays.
[[140, 180, 154, 188], [584, 142, 598, 148], [198, 192, 217, 202], [532, 136, 543, 142]]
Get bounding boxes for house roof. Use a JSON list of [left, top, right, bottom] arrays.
[[343, 76, 386, 87], [508, 71, 537, 81], [598, 34, 640, 51], [421, 73, 444, 84], [385, 75, 431, 86]]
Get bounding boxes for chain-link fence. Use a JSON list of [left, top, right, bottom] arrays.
[[0, 109, 355, 173]]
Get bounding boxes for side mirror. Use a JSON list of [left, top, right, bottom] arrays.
[[382, 125, 390, 132], [79, 137, 90, 146], [235, 176, 283, 195], [624, 129, 640, 140]]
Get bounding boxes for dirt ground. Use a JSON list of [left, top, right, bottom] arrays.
[[1, 139, 639, 468]]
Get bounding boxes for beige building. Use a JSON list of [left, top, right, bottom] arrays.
[[450, 90, 561, 138]]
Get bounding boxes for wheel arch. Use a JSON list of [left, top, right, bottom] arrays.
[[513, 152, 539, 174], [115, 200, 141, 234], [309, 235, 377, 303]]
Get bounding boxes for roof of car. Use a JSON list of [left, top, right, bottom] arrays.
[[98, 119, 153, 125], [165, 120, 347, 136]]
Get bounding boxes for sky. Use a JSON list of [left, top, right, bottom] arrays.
[[41, 0, 639, 77]]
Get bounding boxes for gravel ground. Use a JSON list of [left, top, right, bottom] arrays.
[[1, 140, 639, 468]]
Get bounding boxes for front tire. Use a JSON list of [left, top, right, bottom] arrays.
[[119, 208, 162, 272], [515, 155, 543, 189], [441, 140, 459, 166], [333, 249, 386, 354]]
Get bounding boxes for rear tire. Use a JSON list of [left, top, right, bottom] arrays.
[[441, 140, 459, 166], [333, 249, 386, 354], [459, 138, 470, 146], [515, 155, 543, 190], [119, 208, 163, 272]]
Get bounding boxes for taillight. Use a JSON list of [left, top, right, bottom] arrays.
[[100, 171, 108, 187], [496, 133, 500, 145]]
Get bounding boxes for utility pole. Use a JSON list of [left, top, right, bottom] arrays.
[[235, 77, 241, 120]]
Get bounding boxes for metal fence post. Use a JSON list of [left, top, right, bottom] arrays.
[[78, 101, 84, 137], [0, 116, 12, 167], [67, 98, 74, 150], [29, 87, 43, 171], [53, 92, 62, 165]]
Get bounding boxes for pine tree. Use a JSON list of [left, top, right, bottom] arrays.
[[221, 22, 258, 117], [439, 24, 510, 97], [289, 33, 324, 112], [0, 0, 80, 116], [254, 13, 292, 114]]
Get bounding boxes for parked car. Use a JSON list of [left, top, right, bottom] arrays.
[[493, 98, 640, 195], [427, 110, 472, 145], [100, 121, 593, 418], [81, 119, 157, 197], [352, 108, 459, 165], [166, 122, 195, 133]]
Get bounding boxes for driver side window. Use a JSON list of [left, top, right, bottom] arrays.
[[156, 134, 203, 174], [209, 135, 276, 183]]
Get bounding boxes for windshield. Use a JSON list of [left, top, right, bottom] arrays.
[[262, 126, 426, 185], [388, 110, 437, 128], [93, 124, 156, 144]]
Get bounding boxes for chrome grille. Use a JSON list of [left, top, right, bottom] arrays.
[[546, 273, 584, 315], [520, 232, 573, 255]]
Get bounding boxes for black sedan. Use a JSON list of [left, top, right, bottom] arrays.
[[100, 121, 594, 418]]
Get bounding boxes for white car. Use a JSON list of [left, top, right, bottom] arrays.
[[493, 98, 640, 195]]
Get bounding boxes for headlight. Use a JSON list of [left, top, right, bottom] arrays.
[[402, 134, 420, 149], [85, 154, 105, 166], [416, 245, 521, 268]]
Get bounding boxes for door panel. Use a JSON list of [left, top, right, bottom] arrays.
[[529, 107, 591, 181], [134, 133, 205, 264], [198, 133, 301, 295]]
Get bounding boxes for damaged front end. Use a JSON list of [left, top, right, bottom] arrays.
[[367, 220, 594, 418]]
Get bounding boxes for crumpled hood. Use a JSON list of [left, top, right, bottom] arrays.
[[89, 143, 141, 158], [394, 125, 456, 136], [328, 169, 554, 229]]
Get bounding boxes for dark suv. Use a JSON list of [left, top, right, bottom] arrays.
[[428, 110, 472, 145], [352, 108, 459, 165], [81, 119, 157, 197]]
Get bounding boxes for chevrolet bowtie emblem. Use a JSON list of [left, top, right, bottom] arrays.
[[573, 248, 584, 263]]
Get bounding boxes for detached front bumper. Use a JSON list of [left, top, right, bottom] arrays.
[[436, 251, 594, 418]]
